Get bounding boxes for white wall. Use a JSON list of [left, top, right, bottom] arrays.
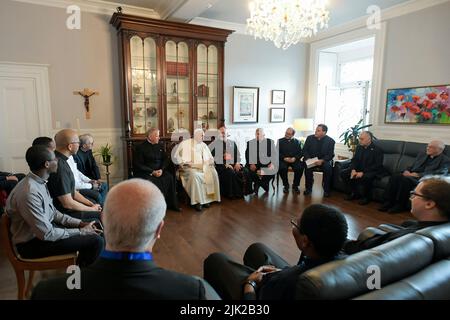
[[224, 33, 309, 150], [373, 1, 450, 144]]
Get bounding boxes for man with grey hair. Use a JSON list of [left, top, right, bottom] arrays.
[[379, 139, 450, 213], [74, 133, 101, 181], [133, 128, 180, 211], [32, 179, 209, 299]]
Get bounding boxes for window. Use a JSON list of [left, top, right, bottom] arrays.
[[315, 38, 375, 141]]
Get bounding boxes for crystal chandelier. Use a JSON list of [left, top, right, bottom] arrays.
[[246, 0, 330, 50]]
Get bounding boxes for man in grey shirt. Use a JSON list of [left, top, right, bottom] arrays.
[[6, 145, 104, 266]]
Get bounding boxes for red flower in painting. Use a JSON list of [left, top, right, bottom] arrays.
[[440, 92, 449, 101], [423, 99, 433, 109], [409, 105, 421, 114], [412, 95, 420, 102], [390, 106, 400, 113], [426, 92, 437, 100], [421, 112, 432, 120], [397, 95, 404, 101]]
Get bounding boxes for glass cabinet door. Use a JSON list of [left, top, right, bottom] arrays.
[[196, 44, 218, 130], [130, 36, 158, 135], [165, 41, 191, 134]]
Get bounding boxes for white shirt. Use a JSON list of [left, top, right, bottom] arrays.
[[67, 156, 92, 190]]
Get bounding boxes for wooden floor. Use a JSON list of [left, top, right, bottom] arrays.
[[0, 175, 410, 299]]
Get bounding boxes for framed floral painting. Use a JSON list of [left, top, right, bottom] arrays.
[[385, 84, 450, 124]]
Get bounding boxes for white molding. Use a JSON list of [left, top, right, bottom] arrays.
[[189, 17, 246, 34], [0, 61, 53, 137], [307, 0, 450, 43], [307, 24, 386, 123], [10, 0, 160, 18]]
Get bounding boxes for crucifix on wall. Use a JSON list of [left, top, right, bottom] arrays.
[[73, 88, 99, 119]]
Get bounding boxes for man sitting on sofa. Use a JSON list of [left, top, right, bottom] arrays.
[[341, 131, 384, 205], [204, 204, 348, 300], [378, 140, 450, 213], [344, 175, 450, 254]]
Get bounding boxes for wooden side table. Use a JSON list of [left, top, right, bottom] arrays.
[[102, 162, 112, 190]]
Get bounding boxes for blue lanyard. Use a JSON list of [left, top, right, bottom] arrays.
[[100, 250, 153, 261]]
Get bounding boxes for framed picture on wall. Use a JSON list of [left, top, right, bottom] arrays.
[[385, 84, 450, 124], [270, 108, 285, 123], [232, 86, 259, 123], [271, 90, 285, 104]]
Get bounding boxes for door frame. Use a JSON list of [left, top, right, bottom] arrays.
[[0, 61, 52, 136]]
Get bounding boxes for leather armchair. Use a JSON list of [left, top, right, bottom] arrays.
[[294, 222, 450, 300]]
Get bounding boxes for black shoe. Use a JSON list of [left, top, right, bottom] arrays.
[[388, 205, 406, 214], [378, 202, 393, 212], [303, 189, 312, 196], [203, 203, 210, 208], [323, 192, 331, 198], [283, 187, 289, 194], [194, 204, 202, 211], [293, 187, 300, 194], [358, 198, 371, 205]]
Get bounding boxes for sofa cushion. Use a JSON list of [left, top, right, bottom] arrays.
[[295, 234, 434, 300], [374, 140, 404, 174], [354, 258, 450, 300], [416, 223, 450, 261], [397, 142, 427, 172]]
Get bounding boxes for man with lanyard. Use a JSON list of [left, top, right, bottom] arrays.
[[32, 179, 210, 299]]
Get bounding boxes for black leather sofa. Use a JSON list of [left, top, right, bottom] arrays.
[[332, 140, 450, 201], [294, 222, 450, 300]]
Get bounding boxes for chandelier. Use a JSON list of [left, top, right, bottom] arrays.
[[246, 0, 330, 50]]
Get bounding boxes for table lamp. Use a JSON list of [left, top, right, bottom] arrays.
[[293, 118, 314, 146]]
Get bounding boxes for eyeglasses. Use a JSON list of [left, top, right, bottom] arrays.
[[290, 219, 302, 233], [409, 191, 429, 200]]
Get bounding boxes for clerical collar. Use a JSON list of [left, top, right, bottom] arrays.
[[100, 250, 153, 261]]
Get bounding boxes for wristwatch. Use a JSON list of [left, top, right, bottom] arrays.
[[245, 280, 258, 290]]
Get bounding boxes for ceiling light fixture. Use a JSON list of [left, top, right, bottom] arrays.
[[246, 0, 330, 50]]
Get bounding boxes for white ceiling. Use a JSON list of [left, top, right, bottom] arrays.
[[108, 0, 412, 25]]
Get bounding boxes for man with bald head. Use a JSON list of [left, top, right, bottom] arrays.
[[379, 140, 450, 213], [47, 129, 101, 220], [32, 179, 209, 299], [245, 128, 277, 194], [277, 127, 303, 194], [341, 131, 384, 205]]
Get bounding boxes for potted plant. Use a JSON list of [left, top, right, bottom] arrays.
[[96, 143, 113, 164], [339, 119, 372, 155]]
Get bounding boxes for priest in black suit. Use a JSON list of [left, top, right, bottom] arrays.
[[341, 131, 384, 205], [302, 124, 335, 197], [210, 126, 244, 199], [74, 134, 101, 181], [277, 127, 303, 194], [31, 179, 213, 300], [379, 140, 450, 213], [245, 128, 277, 194], [133, 128, 180, 211]]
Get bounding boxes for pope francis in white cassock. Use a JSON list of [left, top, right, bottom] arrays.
[[173, 129, 221, 211]]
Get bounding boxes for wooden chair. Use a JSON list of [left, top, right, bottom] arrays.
[[0, 213, 77, 299]]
